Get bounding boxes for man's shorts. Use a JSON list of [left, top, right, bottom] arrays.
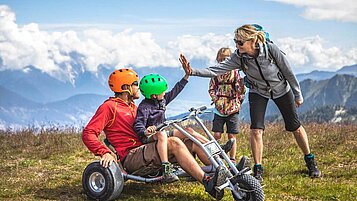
[[122, 137, 191, 176], [212, 112, 239, 134]]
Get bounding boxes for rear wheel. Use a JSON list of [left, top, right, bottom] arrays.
[[82, 161, 124, 201], [231, 174, 264, 201]]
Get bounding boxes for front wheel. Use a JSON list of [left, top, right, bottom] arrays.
[[82, 161, 124, 201], [231, 174, 264, 201]]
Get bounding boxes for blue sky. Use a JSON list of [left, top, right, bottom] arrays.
[[0, 0, 356, 77]]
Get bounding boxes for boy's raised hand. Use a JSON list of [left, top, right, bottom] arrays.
[[179, 54, 192, 76]]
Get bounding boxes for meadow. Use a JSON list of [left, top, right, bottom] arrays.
[[0, 123, 356, 201]]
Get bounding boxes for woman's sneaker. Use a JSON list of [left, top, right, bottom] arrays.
[[162, 162, 179, 183], [253, 164, 264, 183], [304, 154, 321, 178]]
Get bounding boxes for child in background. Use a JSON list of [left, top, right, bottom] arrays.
[[209, 47, 246, 165]]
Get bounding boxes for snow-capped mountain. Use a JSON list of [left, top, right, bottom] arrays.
[[1, 61, 356, 129]]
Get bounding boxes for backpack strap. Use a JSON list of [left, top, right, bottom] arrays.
[[266, 42, 286, 81]]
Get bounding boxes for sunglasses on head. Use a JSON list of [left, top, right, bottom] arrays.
[[234, 38, 247, 46]]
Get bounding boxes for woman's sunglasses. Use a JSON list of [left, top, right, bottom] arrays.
[[234, 38, 247, 46]]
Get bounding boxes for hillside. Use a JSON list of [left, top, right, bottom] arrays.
[[0, 123, 356, 200]]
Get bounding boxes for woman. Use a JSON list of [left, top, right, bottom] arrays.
[[179, 24, 321, 182]]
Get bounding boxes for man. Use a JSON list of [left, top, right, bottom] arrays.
[[82, 68, 226, 200]]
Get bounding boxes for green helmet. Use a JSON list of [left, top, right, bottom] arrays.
[[139, 74, 168, 99]]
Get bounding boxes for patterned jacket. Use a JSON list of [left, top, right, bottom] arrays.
[[209, 69, 245, 116]]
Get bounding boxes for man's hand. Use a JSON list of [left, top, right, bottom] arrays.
[[100, 152, 115, 168], [179, 54, 192, 76]]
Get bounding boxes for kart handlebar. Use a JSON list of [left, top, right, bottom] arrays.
[[189, 106, 207, 113], [155, 123, 167, 131], [156, 106, 208, 131]]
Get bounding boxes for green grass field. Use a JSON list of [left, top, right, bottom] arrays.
[[0, 123, 356, 201]]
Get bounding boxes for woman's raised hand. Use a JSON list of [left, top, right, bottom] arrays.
[[179, 54, 192, 76]]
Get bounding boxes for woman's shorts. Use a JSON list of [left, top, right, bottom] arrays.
[[249, 90, 301, 131]]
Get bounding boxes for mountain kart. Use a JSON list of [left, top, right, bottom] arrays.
[[82, 106, 264, 201]]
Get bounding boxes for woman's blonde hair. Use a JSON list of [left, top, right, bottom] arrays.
[[235, 24, 266, 46], [216, 47, 232, 62]]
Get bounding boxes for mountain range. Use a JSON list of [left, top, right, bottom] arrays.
[[0, 63, 356, 129]]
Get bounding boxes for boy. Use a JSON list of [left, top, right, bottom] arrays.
[[134, 73, 233, 183]]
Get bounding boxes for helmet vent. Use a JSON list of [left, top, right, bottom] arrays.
[[151, 78, 155, 83]]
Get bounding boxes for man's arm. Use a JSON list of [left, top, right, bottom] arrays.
[[82, 103, 115, 167]]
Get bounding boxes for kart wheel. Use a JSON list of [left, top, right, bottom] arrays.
[[82, 161, 124, 201], [231, 174, 264, 201]]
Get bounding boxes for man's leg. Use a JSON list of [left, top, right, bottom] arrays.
[[173, 127, 209, 143], [167, 137, 204, 180], [167, 137, 225, 200]]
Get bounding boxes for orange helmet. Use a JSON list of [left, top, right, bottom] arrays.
[[108, 68, 139, 94]]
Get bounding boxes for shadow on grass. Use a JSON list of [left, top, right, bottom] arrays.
[[32, 183, 85, 200], [293, 169, 309, 176], [32, 181, 207, 201]]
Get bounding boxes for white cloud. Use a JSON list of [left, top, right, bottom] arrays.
[[1, 5, 356, 82], [168, 33, 235, 66], [270, 0, 357, 22], [276, 36, 357, 71], [0, 5, 178, 82]]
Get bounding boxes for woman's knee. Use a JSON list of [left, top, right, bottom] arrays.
[[250, 129, 263, 136]]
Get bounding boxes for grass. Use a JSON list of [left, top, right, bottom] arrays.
[[0, 123, 356, 201]]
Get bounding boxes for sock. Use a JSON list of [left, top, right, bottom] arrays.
[[304, 153, 314, 159], [254, 164, 262, 167]]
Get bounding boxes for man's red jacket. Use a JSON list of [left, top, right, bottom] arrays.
[[82, 97, 142, 160]]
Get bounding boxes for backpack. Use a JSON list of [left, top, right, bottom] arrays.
[[211, 70, 246, 115], [213, 70, 246, 103], [252, 24, 272, 43]]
